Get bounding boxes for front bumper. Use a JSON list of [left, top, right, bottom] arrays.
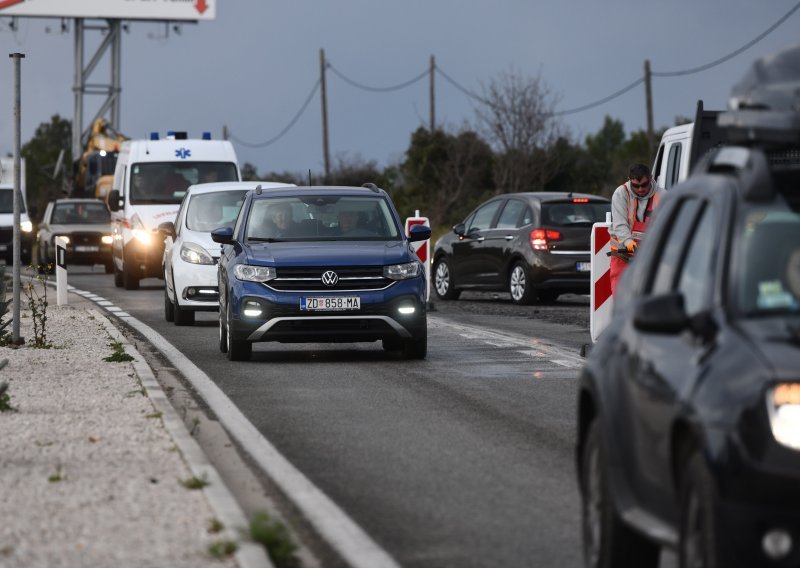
[[227, 278, 427, 344], [173, 261, 219, 311]]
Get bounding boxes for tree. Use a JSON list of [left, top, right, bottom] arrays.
[[21, 115, 71, 221], [475, 70, 566, 193]]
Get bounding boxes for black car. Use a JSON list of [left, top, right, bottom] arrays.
[[36, 198, 113, 273], [576, 133, 800, 566], [432, 192, 610, 304]]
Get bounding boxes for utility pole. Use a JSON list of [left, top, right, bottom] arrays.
[[319, 48, 330, 182], [644, 59, 654, 161], [429, 55, 436, 132], [9, 53, 24, 345]]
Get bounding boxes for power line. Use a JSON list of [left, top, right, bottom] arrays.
[[434, 66, 487, 104], [327, 62, 428, 92], [553, 78, 645, 116], [228, 78, 322, 149]]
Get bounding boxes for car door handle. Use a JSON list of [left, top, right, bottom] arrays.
[[504, 235, 514, 241]]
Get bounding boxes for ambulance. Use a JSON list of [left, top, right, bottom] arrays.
[[107, 132, 240, 290]]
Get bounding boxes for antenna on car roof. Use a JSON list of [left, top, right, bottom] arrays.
[[362, 182, 380, 193], [308, 169, 312, 186], [255, 184, 262, 195]]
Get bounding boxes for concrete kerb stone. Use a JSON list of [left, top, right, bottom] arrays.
[[90, 308, 273, 568]]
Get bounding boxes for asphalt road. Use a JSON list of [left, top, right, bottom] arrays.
[[59, 266, 592, 567]]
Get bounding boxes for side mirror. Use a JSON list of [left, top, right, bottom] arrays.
[[211, 226, 234, 245], [158, 221, 176, 239], [107, 190, 121, 212], [408, 224, 432, 242], [453, 223, 465, 237], [633, 292, 689, 334]]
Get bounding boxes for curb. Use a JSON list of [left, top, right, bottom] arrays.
[[90, 307, 273, 568]]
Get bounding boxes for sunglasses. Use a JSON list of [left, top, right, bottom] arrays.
[[630, 180, 650, 189]]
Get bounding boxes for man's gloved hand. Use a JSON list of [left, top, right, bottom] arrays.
[[625, 241, 638, 253]]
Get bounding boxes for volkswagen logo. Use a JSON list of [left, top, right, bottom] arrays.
[[321, 270, 339, 286]]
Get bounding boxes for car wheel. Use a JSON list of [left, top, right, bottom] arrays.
[[226, 303, 252, 361], [402, 328, 427, 360], [538, 290, 560, 304], [122, 253, 139, 291], [104, 261, 114, 274], [580, 420, 660, 568], [173, 281, 195, 326], [679, 452, 718, 568], [164, 286, 175, 322], [113, 254, 123, 287], [509, 262, 536, 305], [219, 309, 228, 353], [434, 257, 461, 300]]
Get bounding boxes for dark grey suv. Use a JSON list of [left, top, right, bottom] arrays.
[[432, 192, 610, 304]]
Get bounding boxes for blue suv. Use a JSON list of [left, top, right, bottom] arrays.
[[212, 184, 431, 361]]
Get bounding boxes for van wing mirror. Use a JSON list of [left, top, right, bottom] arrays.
[[107, 190, 121, 212], [211, 226, 234, 244]]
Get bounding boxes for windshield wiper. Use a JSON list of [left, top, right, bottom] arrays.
[[248, 237, 284, 243]]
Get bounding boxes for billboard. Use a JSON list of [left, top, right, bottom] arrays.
[[0, 0, 215, 21]]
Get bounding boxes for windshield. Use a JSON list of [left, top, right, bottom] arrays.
[[0, 189, 26, 214], [130, 162, 238, 205], [736, 204, 800, 316], [52, 201, 109, 224], [541, 202, 610, 226], [186, 190, 248, 232], [245, 195, 401, 242]]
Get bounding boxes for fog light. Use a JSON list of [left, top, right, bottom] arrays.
[[398, 306, 415, 315], [187, 287, 196, 296], [763, 529, 792, 560], [242, 300, 263, 317]]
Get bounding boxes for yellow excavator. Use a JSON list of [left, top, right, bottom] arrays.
[[73, 118, 127, 200]]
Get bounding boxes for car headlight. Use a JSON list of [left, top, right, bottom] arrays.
[[21, 221, 32, 233], [131, 213, 153, 245], [233, 264, 276, 282], [383, 261, 420, 280], [101, 235, 113, 245], [53, 235, 70, 244], [767, 383, 800, 450], [179, 242, 214, 265]]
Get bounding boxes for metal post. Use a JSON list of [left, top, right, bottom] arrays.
[[72, 18, 84, 161], [110, 19, 121, 129], [644, 59, 654, 161], [429, 55, 435, 132], [9, 53, 24, 344], [319, 48, 330, 182]]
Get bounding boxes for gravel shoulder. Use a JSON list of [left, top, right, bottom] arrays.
[[0, 303, 240, 568]]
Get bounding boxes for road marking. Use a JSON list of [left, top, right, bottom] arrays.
[[54, 282, 401, 568], [429, 316, 585, 369]]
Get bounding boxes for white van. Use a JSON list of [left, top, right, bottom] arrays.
[[0, 158, 32, 265], [107, 132, 240, 290]]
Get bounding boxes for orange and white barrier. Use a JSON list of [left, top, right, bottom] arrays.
[[405, 210, 431, 302], [590, 214, 613, 342]]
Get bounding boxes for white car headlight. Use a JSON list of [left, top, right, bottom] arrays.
[[383, 261, 420, 280], [131, 213, 153, 246], [179, 242, 214, 265], [234, 264, 276, 282], [101, 235, 113, 245], [768, 383, 800, 450], [21, 221, 32, 233]]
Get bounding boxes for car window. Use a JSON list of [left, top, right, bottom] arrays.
[[245, 195, 401, 241], [496, 199, 526, 229], [129, 162, 238, 205], [666, 143, 683, 189], [648, 198, 702, 295], [541, 202, 610, 226], [676, 205, 716, 316], [0, 190, 26, 214], [737, 207, 800, 316], [521, 206, 533, 226], [466, 201, 502, 233], [186, 190, 248, 232], [51, 202, 110, 224]]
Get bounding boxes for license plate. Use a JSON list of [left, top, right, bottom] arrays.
[[300, 296, 361, 311], [74, 245, 99, 252], [576, 262, 591, 273]]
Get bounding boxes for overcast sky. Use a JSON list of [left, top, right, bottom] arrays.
[[0, 0, 798, 178]]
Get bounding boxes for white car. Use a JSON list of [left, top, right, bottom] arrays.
[[161, 181, 293, 325]]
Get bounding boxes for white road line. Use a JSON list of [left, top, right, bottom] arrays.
[[59, 283, 401, 568], [430, 316, 585, 369]]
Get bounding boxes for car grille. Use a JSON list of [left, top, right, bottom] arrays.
[[268, 266, 393, 291], [0, 228, 11, 243], [265, 302, 391, 318], [67, 232, 105, 246]]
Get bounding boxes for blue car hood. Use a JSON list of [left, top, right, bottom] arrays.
[[243, 240, 411, 266]]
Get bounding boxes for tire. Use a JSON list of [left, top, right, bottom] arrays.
[[174, 301, 195, 326], [112, 252, 124, 287], [679, 452, 718, 568], [509, 262, 536, 305], [104, 262, 113, 274], [433, 257, 461, 300], [123, 257, 140, 290], [164, 286, 175, 322], [538, 290, 561, 304], [580, 421, 660, 568], [402, 329, 427, 360], [226, 304, 251, 361], [219, 309, 228, 353]]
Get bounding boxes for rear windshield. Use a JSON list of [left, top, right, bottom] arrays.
[[52, 201, 109, 224], [186, 190, 248, 232], [130, 162, 238, 205], [0, 189, 26, 214], [245, 195, 401, 242], [541, 202, 610, 226]]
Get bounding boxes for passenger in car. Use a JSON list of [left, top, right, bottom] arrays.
[[269, 202, 299, 238]]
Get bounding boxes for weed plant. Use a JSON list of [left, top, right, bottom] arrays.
[[24, 273, 50, 348], [249, 512, 300, 568], [104, 340, 134, 362], [207, 539, 238, 558]]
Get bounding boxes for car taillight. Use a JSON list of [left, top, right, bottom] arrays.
[[529, 229, 562, 251], [572, 198, 589, 203]]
